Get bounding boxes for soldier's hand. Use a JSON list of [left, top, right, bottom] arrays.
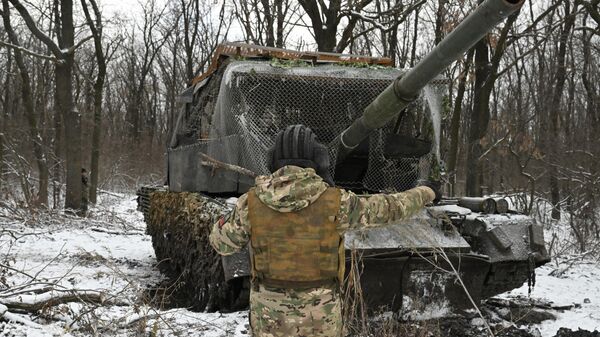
[[419, 180, 442, 204]]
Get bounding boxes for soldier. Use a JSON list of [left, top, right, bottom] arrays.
[[210, 125, 440, 337]]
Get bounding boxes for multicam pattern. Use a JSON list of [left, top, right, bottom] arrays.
[[254, 166, 328, 212], [209, 193, 250, 256], [250, 285, 343, 337], [337, 185, 435, 231], [209, 165, 435, 336]]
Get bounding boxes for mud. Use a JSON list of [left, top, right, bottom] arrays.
[[554, 328, 600, 337], [363, 316, 599, 337], [345, 299, 596, 337]]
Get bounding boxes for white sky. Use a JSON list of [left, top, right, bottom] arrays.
[[97, 0, 320, 51], [98, 0, 263, 45]]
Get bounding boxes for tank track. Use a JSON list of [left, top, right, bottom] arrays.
[[137, 187, 249, 312], [482, 261, 533, 298]]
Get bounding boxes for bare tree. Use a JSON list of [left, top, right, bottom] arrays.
[[7, 0, 87, 211], [80, 0, 113, 204], [465, 4, 519, 196], [1, 0, 49, 206], [547, 1, 578, 220], [233, 0, 295, 49], [298, 0, 342, 51], [178, 0, 228, 84], [124, 0, 172, 142]]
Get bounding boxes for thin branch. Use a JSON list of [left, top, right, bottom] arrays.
[[477, 132, 509, 161], [0, 39, 60, 63], [64, 34, 93, 54], [7, 0, 63, 57]]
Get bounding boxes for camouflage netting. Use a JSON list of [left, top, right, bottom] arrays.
[[146, 190, 247, 311], [174, 60, 446, 192]]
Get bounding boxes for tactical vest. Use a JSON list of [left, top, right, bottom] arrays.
[[247, 187, 345, 289]]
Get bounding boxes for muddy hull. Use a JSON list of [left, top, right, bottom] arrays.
[[138, 187, 549, 314]]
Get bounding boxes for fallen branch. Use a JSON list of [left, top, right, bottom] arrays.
[[90, 226, 145, 236], [486, 297, 573, 311], [0, 262, 35, 280], [1, 290, 127, 312], [549, 251, 594, 278], [0, 303, 43, 328]]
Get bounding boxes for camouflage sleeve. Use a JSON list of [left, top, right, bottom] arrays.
[[209, 193, 250, 256], [337, 186, 435, 232]]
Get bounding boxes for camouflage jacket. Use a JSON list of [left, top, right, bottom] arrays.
[[209, 166, 434, 337]]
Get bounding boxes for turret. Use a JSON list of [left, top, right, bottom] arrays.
[[334, 0, 525, 161]]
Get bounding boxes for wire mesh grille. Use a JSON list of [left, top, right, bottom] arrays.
[[184, 61, 445, 192]]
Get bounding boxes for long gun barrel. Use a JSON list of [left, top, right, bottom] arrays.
[[335, 0, 524, 161]]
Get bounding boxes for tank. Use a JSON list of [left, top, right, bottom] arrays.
[[138, 0, 550, 316]]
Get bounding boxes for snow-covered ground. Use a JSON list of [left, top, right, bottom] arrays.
[[1, 193, 599, 336], [502, 260, 600, 335], [0, 194, 248, 337]]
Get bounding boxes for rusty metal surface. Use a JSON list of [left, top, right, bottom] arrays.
[[191, 42, 393, 86]]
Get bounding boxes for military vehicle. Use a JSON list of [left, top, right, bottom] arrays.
[[138, 0, 549, 317]]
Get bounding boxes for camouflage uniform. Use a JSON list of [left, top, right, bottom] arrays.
[[209, 165, 434, 337]]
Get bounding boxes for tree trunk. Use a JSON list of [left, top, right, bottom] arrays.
[[0, 49, 10, 189], [465, 9, 517, 196], [409, 8, 420, 67], [56, 0, 82, 211], [1, 0, 49, 206], [466, 35, 490, 197], [548, 1, 577, 220], [299, 0, 340, 52], [81, 0, 107, 204], [581, 31, 597, 149], [261, 0, 275, 47], [52, 84, 62, 209], [447, 51, 473, 195], [434, 0, 446, 45], [275, 0, 284, 47], [89, 64, 105, 204]]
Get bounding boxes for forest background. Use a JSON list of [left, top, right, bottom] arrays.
[[0, 0, 599, 255]]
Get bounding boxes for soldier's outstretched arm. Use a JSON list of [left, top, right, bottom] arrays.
[[209, 194, 250, 256], [337, 186, 435, 231]]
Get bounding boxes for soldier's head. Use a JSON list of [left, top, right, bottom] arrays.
[[269, 124, 334, 185]]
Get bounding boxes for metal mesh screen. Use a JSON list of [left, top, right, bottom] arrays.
[[188, 61, 444, 192]]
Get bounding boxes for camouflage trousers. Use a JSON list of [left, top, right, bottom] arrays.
[[249, 284, 343, 337]]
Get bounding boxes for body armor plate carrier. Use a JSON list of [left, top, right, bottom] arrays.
[[248, 188, 344, 289]]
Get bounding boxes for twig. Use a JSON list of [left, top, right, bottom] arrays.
[[437, 248, 495, 337], [27, 243, 67, 285], [89, 227, 144, 235], [549, 251, 594, 277], [478, 132, 509, 162], [0, 262, 35, 280]]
